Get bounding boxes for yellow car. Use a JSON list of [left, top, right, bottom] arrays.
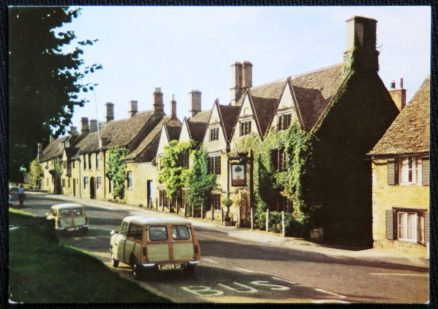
[[47, 203, 89, 234], [110, 216, 201, 279]]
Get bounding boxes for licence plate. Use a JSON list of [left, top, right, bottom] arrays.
[[159, 264, 179, 270]]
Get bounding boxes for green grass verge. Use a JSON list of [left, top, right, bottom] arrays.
[[9, 211, 170, 303]]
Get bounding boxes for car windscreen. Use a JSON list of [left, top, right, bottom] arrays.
[[172, 225, 191, 240], [72, 208, 84, 217], [148, 226, 167, 241], [59, 209, 70, 217]]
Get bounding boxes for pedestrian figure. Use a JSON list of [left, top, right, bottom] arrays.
[[17, 184, 25, 207]]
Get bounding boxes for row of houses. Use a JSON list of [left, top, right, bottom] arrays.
[[38, 16, 429, 254]]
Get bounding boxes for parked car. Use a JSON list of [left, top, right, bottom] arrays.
[[110, 216, 201, 279], [47, 203, 89, 234]]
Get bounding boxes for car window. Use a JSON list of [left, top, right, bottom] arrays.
[[72, 208, 84, 217], [120, 222, 129, 236], [172, 225, 191, 240], [59, 209, 70, 217], [149, 226, 167, 241], [128, 224, 143, 240]]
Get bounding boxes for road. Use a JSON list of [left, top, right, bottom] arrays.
[[11, 192, 429, 304]]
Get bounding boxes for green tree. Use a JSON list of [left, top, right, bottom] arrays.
[[106, 146, 128, 200], [8, 7, 101, 181], [29, 159, 43, 189], [184, 148, 216, 216]]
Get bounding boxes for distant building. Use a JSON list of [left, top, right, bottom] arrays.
[[368, 77, 430, 255]]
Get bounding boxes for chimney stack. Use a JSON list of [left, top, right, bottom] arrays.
[[189, 90, 202, 117], [70, 126, 78, 136], [230, 62, 243, 105], [242, 61, 253, 89], [344, 16, 379, 73], [105, 102, 114, 123], [388, 78, 407, 112], [129, 100, 138, 117], [89, 119, 98, 133], [170, 95, 177, 119], [153, 87, 164, 114], [81, 117, 89, 135]]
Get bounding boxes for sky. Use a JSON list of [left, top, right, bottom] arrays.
[[61, 6, 430, 131]]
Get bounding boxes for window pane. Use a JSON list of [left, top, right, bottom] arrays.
[[398, 212, 407, 239], [72, 208, 83, 217], [149, 226, 168, 241], [172, 225, 191, 240], [60, 209, 70, 217]]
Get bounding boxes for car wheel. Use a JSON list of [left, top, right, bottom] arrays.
[[132, 263, 143, 280], [183, 263, 196, 275], [111, 254, 119, 268]]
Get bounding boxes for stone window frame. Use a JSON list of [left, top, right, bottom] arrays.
[[239, 120, 251, 136], [209, 127, 220, 141]]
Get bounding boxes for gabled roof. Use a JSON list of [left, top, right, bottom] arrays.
[[74, 111, 160, 157], [251, 96, 278, 137], [166, 121, 182, 142], [186, 109, 211, 143], [369, 77, 430, 156], [39, 133, 86, 162], [217, 104, 240, 142]]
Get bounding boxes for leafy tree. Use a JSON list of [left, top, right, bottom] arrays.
[[29, 159, 43, 189], [8, 7, 101, 181], [184, 148, 216, 216], [106, 146, 128, 200]]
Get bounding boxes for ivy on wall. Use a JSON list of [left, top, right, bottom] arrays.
[[106, 146, 128, 200], [29, 158, 43, 189]]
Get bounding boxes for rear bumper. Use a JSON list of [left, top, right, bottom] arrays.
[[141, 260, 200, 268]]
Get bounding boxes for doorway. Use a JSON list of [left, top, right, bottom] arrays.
[[90, 177, 96, 199], [147, 180, 152, 208], [73, 179, 76, 196], [240, 192, 250, 227]]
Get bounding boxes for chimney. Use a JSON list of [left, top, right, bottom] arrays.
[[170, 95, 177, 119], [230, 62, 243, 105], [388, 78, 407, 112], [89, 119, 98, 133], [129, 100, 138, 117], [344, 16, 379, 73], [153, 87, 164, 114], [70, 126, 78, 136], [81, 117, 89, 135], [189, 90, 202, 117], [37, 143, 43, 160], [242, 61, 253, 89], [105, 102, 114, 123]]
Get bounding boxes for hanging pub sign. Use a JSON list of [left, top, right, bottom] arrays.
[[231, 163, 246, 186]]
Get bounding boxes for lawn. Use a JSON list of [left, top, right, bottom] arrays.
[[9, 209, 169, 303]]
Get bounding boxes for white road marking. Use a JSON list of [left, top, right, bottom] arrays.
[[233, 267, 255, 273], [271, 277, 298, 285], [218, 282, 258, 293], [314, 288, 347, 299], [203, 258, 219, 264], [312, 299, 351, 304], [370, 273, 428, 277]]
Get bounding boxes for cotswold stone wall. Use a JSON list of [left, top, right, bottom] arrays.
[[372, 158, 428, 255]]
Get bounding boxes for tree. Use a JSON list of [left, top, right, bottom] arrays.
[[29, 159, 43, 189], [8, 7, 101, 181], [106, 146, 128, 200]]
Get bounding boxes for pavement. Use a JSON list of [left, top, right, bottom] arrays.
[[24, 191, 429, 270]]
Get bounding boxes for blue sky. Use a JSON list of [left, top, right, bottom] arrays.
[[63, 6, 430, 130]]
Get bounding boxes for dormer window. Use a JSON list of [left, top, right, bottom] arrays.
[[210, 127, 219, 141], [278, 114, 292, 131], [239, 121, 251, 136]]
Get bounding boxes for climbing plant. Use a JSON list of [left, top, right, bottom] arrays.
[[184, 148, 216, 216], [106, 146, 128, 200], [29, 158, 43, 189]]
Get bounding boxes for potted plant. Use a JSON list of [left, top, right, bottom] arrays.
[[222, 196, 233, 225]]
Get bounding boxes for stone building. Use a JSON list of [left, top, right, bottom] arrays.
[[368, 77, 430, 255]]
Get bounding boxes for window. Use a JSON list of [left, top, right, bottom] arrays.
[[278, 114, 292, 131], [72, 161, 75, 169], [68, 178, 71, 188], [83, 176, 88, 189], [239, 121, 251, 136], [88, 154, 92, 169], [83, 155, 86, 170], [172, 225, 191, 240], [210, 127, 219, 141], [120, 222, 129, 236], [72, 208, 84, 217], [272, 149, 286, 172], [97, 177, 102, 189], [127, 172, 133, 189], [387, 209, 427, 244], [148, 226, 168, 241], [387, 157, 428, 186], [178, 151, 189, 169], [60, 209, 70, 217], [208, 156, 221, 175], [108, 180, 112, 193], [159, 190, 168, 207], [128, 224, 143, 240], [96, 153, 99, 170]]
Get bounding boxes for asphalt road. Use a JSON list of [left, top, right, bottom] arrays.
[[10, 192, 429, 304]]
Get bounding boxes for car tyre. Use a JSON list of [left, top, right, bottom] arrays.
[[183, 263, 196, 275], [132, 262, 143, 280], [111, 254, 119, 268]]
